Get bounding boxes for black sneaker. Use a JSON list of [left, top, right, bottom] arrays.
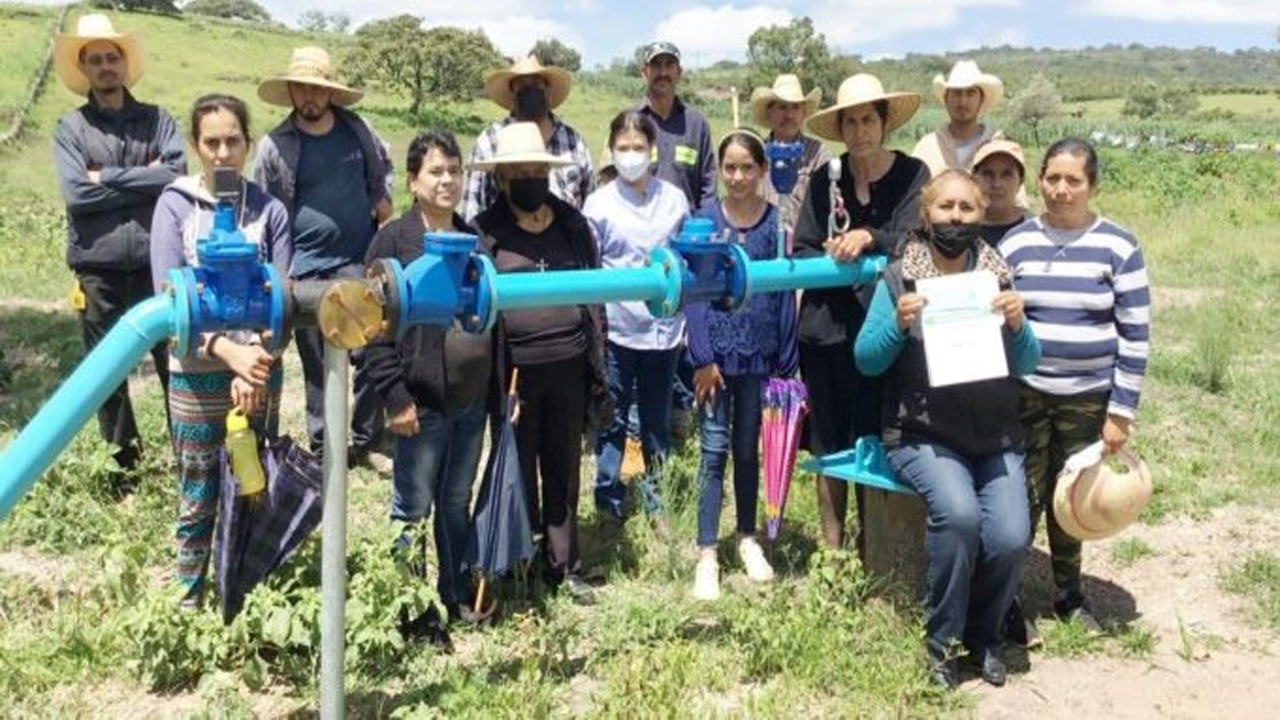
[[398, 604, 454, 652], [927, 649, 959, 691], [1055, 593, 1103, 633], [1004, 598, 1043, 649]]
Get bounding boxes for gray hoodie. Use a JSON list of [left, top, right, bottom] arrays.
[[150, 174, 292, 374]]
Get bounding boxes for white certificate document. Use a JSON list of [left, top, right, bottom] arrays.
[[915, 270, 1008, 388]]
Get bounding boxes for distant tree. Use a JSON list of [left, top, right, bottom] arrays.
[[183, 0, 271, 22], [297, 9, 350, 33], [529, 38, 582, 72], [747, 17, 844, 104], [297, 9, 328, 32], [1122, 80, 1198, 119], [345, 16, 504, 114], [1008, 73, 1060, 145], [88, 0, 179, 14]]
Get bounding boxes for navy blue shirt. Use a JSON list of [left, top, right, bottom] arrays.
[[291, 119, 374, 277], [685, 201, 798, 378]]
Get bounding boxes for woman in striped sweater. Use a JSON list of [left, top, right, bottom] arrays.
[[999, 138, 1151, 630]]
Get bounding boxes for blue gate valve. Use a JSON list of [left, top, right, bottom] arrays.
[[373, 231, 495, 340], [168, 202, 287, 358], [669, 217, 751, 312]]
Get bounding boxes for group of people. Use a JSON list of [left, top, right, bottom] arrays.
[[52, 14, 1149, 690]]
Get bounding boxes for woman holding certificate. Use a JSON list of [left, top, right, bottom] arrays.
[[854, 170, 1040, 690]]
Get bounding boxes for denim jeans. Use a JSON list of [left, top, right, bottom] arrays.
[[594, 343, 679, 518], [390, 401, 487, 607], [695, 375, 764, 548], [889, 442, 1030, 655]]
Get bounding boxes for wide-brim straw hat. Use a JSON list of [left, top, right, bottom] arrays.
[[750, 73, 821, 126], [467, 122, 573, 171], [972, 139, 1027, 175], [54, 14, 145, 96], [484, 56, 572, 111], [258, 46, 362, 108], [933, 60, 1004, 115], [807, 74, 921, 142], [1053, 442, 1153, 542]]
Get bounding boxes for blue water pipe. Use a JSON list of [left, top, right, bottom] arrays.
[[0, 202, 290, 520]]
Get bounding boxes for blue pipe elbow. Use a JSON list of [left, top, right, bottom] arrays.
[[0, 294, 176, 521]]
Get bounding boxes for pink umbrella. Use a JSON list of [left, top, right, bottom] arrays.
[[762, 377, 809, 540]]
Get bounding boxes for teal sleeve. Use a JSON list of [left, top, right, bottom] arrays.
[[1007, 322, 1041, 376], [854, 280, 906, 377]]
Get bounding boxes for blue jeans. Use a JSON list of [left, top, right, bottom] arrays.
[[390, 401, 487, 607], [594, 343, 679, 518], [889, 442, 1030, 655], [695, 375, 764, 548]]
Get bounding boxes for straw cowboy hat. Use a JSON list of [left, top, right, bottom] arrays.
[[973, 139, 1027, 175], [750, 74, 822, 126], [467, 122, 572, 171], [54, 14, 145, 96], [484, 56, 572, 112], [933, 60, 1004, 115], [1053, 442, 1153, 542], [258, 46, 362, 108], [807, 74, 921, 142]]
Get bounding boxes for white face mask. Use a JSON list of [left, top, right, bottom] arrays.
[[613, 149, 650, 183]]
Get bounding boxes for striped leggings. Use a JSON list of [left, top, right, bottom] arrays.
[[169, 366, 281, 603]]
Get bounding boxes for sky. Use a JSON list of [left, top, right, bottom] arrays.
[[243, 0, 1280, 67]]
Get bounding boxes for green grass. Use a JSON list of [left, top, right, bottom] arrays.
[[2, 5, 1280, 715], [0, 5, 56, 113], [1222, 551, 1280, 630], [1111, 538, 1157, 568], [1075, 92, 1280, 120]]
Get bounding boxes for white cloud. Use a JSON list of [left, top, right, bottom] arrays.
[[1077, 0, 1280, 24], [259, 0, 581, 59], [651, 5, 793, 64], [649, 1, 1020, 64], [954, 26, 1027, 51]]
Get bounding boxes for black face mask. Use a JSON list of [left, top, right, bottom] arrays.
[[513, 86, 549, 121], [508, 177, 550, 213], [930, 223, 981, 259]]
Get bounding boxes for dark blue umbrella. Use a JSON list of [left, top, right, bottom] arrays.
[[215, 435, 324, 622], [465, 369, 534, 613]]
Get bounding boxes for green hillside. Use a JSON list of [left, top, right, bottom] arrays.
[[0, 5, 59, 114]]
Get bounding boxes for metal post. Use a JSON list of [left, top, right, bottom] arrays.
[[320, 345, 350, 719]]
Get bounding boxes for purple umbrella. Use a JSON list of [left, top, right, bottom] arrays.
[[762, 377, 808, 540]]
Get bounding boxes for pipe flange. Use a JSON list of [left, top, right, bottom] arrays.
[[645, 247, 684, 318], [367, 259, 407, 341], [462, 254, 498, 333], [262, 264, 288, 354], [720, 244, 753, 313], [168, 267, 197, 358]]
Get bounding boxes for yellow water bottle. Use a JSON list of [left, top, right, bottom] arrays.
[[225, 408, 266, 496]]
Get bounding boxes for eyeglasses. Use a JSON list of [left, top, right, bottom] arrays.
[[82, 53, 122, 67]]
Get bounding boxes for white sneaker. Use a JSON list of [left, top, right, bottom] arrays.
[[738, 536, 775, 583], [692, 551, 721, 601]]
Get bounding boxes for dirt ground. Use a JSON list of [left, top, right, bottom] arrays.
[[974, 505, 1280, 719]]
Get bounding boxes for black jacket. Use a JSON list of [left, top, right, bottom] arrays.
[[360, 208, 492, 415], [53, 90, 187, 271], [792, 151, 929, 346]]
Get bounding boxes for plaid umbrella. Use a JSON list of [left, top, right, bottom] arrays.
[[762, 377, 808, 540], [465, 370, 534, 612], [215, 435, 324, 622]]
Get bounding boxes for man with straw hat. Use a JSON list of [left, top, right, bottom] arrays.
[[463, 56, 593, 223], [751, 73, 831, 222], [52, 13, 186, 495], [912, 60, 1007, 177], [253, 47, 394, 474]]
